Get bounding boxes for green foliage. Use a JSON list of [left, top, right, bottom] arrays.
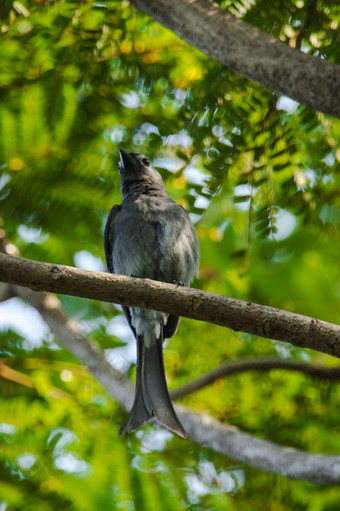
[[0, 0, 340, 509]]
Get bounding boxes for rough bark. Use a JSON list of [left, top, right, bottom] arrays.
[[129, 0, 340, 118], [0, 253, 339, 358]]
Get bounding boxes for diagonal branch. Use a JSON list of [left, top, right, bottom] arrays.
[[128, 0, 340, 118], [2, 281, 340, 484], [171, 358, 340, 400], [13, 284, 134, 412], [0, 252, 339, 358], [0, 360, 73, 400], [179, 407, 340, 485]]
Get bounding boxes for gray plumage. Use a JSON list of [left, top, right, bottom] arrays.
[[104, 150, 199, 438]]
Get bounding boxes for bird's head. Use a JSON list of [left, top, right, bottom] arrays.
[[118, 149, 165, 197]]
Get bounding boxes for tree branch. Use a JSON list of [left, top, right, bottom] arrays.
[[0, 360, 73, 400], [179, 408, 340, 484], [0, 253, 339, 358], [3, 281, 340, 484], [13, 284, 134, 412], [171, 358, 340, 400], [129, 0, 340, 118]]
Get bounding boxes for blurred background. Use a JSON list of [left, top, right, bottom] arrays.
[[0, 0, 340, 509]]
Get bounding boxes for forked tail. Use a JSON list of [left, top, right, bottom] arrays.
[[119, 334, 187, 438]]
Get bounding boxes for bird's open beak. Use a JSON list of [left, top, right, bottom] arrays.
[[119, 149, 134, 173]]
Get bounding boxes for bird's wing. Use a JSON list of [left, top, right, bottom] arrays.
[[121, 305, 137, 339], [104, 204, 138, 338], [104, 204, 121, 273]]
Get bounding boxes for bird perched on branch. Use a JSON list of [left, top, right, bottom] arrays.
[[104, 150, 199, 438]]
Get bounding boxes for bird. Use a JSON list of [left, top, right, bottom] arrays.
[[104, 149, 199, 438]]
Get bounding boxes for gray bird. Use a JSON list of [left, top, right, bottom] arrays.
[[104, 150, 199, 438]]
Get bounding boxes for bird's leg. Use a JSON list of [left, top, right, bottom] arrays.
[[172, 279, 185, 287]]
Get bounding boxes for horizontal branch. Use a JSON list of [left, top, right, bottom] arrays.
[[0, 253, 339, 358], [130, 0, 340, 118], [171, 358, 340, 400], [3, 281, 340, 484]]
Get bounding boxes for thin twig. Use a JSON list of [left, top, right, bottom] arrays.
[[171, 358, 340, 400]]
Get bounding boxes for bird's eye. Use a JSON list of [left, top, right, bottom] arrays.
[[141, 157, 150, 166]]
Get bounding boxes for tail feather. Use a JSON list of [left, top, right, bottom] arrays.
[[119, 334, 187, 438]]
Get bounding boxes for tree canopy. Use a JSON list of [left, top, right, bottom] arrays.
[[0, 0, 340, 509]]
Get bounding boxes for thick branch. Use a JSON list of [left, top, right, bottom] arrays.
[[179, 408, 340, 484], [171, 358, 340, 400], [3, 282, 340, 484], [8, 284, 134, 412], [129, 0, 340, 118], [0, 253, 339, 358]]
